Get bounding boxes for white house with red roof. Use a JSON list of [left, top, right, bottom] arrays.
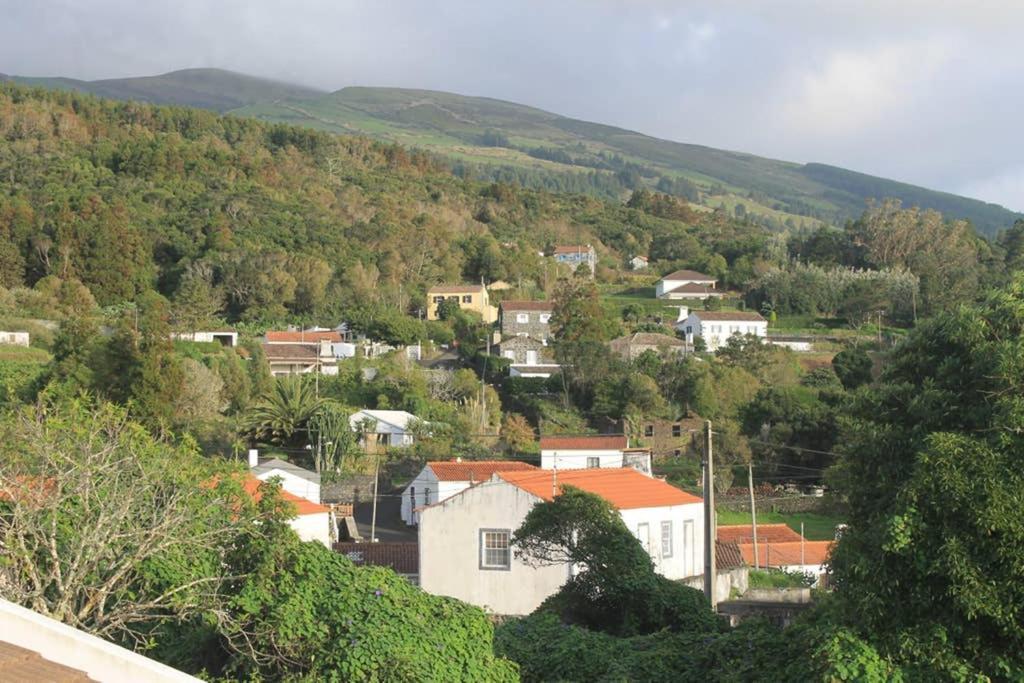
[[539, 434, 651, 475], [655, 269, 721, 300], [399, 459, 537, 525], [676, 310, 768, 351], [418, 468, 704, 614], [242, 477, 332, 546]]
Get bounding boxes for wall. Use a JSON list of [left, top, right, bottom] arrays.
[[255, 469, 321, 504], [289, 512, 331, 546], [620, 502, 704, 580], [400, 469, 467, 525], [539, 450, 623, 470], [683, 567, 749, 604], [419, 481, 569, 615], [499, 310, 552, 340]]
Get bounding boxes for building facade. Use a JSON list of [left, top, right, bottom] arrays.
[[399, 459, 538, 525], [552, 245, 596, 274], [676, 311, 768, 351], [426, 284, 498, 323], [656, 270, 720, 300], [607, 332, 688, 361], [538, 434, 631, 471], [499, 300, 553, 340]]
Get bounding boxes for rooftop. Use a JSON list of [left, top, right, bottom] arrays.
[[539, 434, 628, 451], [427, 459, 537, 482], [242, 477, 330, 517], [266, 330, 341, 343], [350, 409, 422, 431], [553, 245, 592, 255], [610, 332, 685, 347], [716, 540, 746, 570], [718, 523, 804, 544], [252, 457, 321, 485], [498, 467, 701, 510], [692, 310, 767, 322], [428, 284, 486, 294], [335, 541, 419, 575], [500, 300, 554, 312], [738, 540, 834, 567], [261, 343, 319, 361], [664, 282, 718, 295], [662, 269, 715, 281]]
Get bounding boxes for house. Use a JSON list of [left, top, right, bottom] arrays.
[[676, 311, 768, 351], [737, 540, 833, 585], [538, 434, 652, 473], [171, 329, 237, 347], [400, 459, 538, 525], [508, 364, 560, 379], [552, 244, 596, 274], [0, 598, 200, 682], [608, 332, 688, 361], [426, 284, 498, 323], [718, 524, 804, 545], [496, 335, 552, 366], [262, 342, 337, 376], [630, 255, 649, 270], [0, 331, 29, 347], [242, 477, 332, 546], [418, 468, 704, 615], [335, 542, 420, 583], [636, 416, 703, 459], [766, 335, 814, 352], [350, 409, 425, 453], [499, 300, 553, 340], [265, 329, 342, 345], [655, 270, 721, 300], [249, 452, 321, 504]]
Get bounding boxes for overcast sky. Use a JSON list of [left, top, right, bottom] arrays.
[[3, 0, 1022, 211]]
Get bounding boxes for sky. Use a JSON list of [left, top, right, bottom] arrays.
[[2, 0, 1022, 211]]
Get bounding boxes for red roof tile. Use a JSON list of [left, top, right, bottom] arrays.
[[539, 435, 628, 450], [662, 269, 715, 281], [262, 343, 319, 361], [718, 524, 804, 544], [242, 477, 329, 516], [499, 468, 701, 509], [427, 460, 537, 482], [265, 330, 341, 343], [716, 540, 746, 570], [0, 642, 94, 682], [553, 245, 592, 255], [427, 284, 486, 294], [738, 541, 834, 567], [335, 541, 419, 575], [500, 300, 553, 312]]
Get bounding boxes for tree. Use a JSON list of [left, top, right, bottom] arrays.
[[501, 413, 535, 453], [171, 261, 224, 330], [244, 377, 324, 452], [172, 358, 225, 430], [828, 276, 1024, 677], [436, 297, 461, 321], [832, 347, 873, 389], [621, 302, 645, 324]]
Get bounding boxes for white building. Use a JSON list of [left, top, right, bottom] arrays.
[[0, 331, 29, 347], [243, 477, 332, 546], [630, 255, 649, 270], [509, 364, 560, 379], [399, 459, 538, 525], [539, 434, 652, 473], [655, 270, 721, 300], [418, 468, 704, 615], [250, 453, 321, 504], [349, 409, 425, 453], [676, 310, 768, 351], [171, 330, 237, 347]]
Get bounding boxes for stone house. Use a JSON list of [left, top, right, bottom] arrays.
[[499, 300, 553, 340], [608, 332, 688, 361]]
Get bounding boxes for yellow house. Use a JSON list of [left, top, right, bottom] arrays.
[[427, 284, 498, 323]]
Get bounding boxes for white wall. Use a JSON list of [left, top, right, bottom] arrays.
[[289, 512, 331, 546], [255, 469, 321, 504], [419, 481, 569, 615], [540, 450, 623, 470], [620, 502, 704, 580], [679, 314, 767, 351]]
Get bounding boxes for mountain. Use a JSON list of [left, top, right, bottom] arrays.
[[4, 69, 1019, 235], [0, 68, 323, 112]]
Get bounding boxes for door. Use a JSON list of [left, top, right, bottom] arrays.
[[525, 349, 538, 365], [683, 520, 695, 577], [637, 523, 651, 558]]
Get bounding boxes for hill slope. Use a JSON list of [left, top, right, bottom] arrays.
[[1, 68, 323, 112]]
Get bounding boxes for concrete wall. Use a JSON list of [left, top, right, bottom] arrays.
[[683, 566, 749, 604], [255, 469, 321, 504], [620, 502, 704, 580], [401, 468, 466, 525], [289, 512, 331, 546], [539, 450, 623, 470], [419, 481, 570, 615], [679, 314, 767, 351], [0, 599, 199, 682]]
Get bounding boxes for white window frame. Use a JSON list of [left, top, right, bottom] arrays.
[[516, 313, 529, 324], [479, 529, 511, 571], [586, 456, 600, 469], [637, 522, 651, 555], [661, 521, 673, 558], [539, 313, 551, 324]]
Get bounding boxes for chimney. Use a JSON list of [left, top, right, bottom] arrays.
[[455, 456, 462, 463], [248, 449, 259, 468]]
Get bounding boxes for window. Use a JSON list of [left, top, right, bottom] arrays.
[[730, 325, 739, 334], [539, 313, 551, 324], [644, 424, 654, 437], [661, 521, 673, 558], [673, 449, 682, 457], [637, 523, 651, 555], [462, 295, 473, 304], [672, 424, 682, 437], [423, 488, 430, 505], [516, 313, 529, 324], [685, 325, 692, 334], [587, 456, 600, 469], [409, 486, 416, 510], [433, 296, 445, 304], [480, 529, 511, 570]]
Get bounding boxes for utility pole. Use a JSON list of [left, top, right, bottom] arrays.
[[703, 420, 717, 610], [369, 446, 382, 543], [748, 462, 759, 570]]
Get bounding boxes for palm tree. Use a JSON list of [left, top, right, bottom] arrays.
[[244, 377, 323, 450]]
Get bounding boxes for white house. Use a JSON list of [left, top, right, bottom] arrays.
[[0, 331, 29, 347], [350, 409, 425, 453], [418, 468, 704, 615], [400, 459, 538, 525], [676, 310, 768, 351], [509, 364, 560, 379], [250, 453, 321, 504], [738, 541, 833, 586], [655, 270, 721, 300], [630, 255, 649, 270], [243, 477, 332, 546], [539, 434, 651, 473], [171, 330, 237, 347]]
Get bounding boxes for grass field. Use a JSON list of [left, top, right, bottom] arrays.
[[716, 508, 843, 541]]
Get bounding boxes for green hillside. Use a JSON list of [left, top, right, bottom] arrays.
[[0, 68, 323, 112]]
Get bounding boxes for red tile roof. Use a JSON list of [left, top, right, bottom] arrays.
[[692, 311, 766, 322], [266, 330, 341, 343], [335, 541, 419, 575], [738, 541, 834, 567], [428, 284, 485, 294], [553, 245, 592, 255], [498, 468, 701, 509], [500, 300, 554, 311], [0, 641, 94, 682], [662, 269, 715, 282], [716, 540, 746, 570], [262, 343, 319, 361], [427, 460, 537, 482], [242, 477, 330, 516], [718, 523, 804, 544], [539, 435, 628, 450]]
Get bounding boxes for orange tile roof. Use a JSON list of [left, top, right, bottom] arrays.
[[428, 284, 485, 294], [718, 523, 804, 544], [500, 300, 553, 311], [265, 330, 341, 343], [662, 269, 715, 281], [427, 460, 537, 482], [0, 641, 94, 681], [738, 540, 834, 567], [242, 477, 329, 516], [539, 435, 628, 450], [553, 245, 592, 254], [498, 468, 701, 509]]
